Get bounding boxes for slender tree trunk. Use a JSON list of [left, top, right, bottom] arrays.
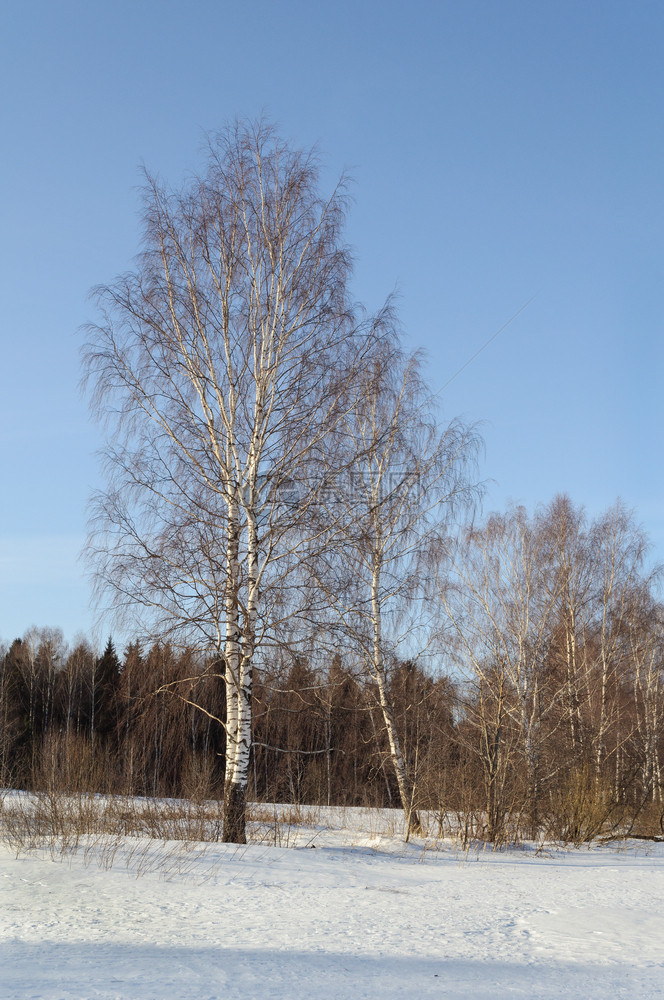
[[595, 646, 610, 783], [368, 704, 394, 806], [565, 616, 583, 760], [371, 561, 421, 837]]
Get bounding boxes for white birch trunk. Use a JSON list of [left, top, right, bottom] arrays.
[[371, 554, 421, 837]]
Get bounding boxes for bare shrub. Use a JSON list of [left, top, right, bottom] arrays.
[[545, 767, 625, 843]]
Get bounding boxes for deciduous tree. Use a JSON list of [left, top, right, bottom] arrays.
[[83, 119, 369, 842]]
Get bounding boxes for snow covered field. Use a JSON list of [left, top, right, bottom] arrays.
[[2, 806, 664, 999]]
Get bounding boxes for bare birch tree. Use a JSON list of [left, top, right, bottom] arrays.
[[586, 502, 649, 782], [438, 507, 564, 839], [315, 334, 479, 836], [539, 495, 596, 763], [629, 598, 664, 804], [82, 120, 368, 842]]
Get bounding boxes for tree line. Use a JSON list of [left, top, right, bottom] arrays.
[[2, 490, 662, 844], [0, 629, 451, 811]]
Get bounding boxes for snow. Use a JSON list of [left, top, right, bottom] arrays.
[[2, 807, 664, 999]]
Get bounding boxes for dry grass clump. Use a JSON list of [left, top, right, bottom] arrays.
[[0, 789, 224, 857], [247, 802, 324, 847]]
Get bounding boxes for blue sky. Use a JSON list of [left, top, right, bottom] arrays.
[[1, 0, 662, 645]]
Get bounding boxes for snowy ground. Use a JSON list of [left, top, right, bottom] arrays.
[[2, 807, 664, 999]]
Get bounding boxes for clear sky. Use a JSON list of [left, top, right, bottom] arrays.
[[1, 0, 662, 646]]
